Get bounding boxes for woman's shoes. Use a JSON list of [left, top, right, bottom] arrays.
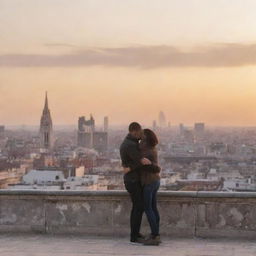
[[154, 235, 162, 244], [143, 235, 161, 246]]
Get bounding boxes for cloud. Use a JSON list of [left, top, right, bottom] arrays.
[[44, 43, 77, 48], [1, 43, 256, 68]]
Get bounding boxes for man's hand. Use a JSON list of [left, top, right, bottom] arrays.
[[141, 158, 152, 165], [123, 167, 131, 174]]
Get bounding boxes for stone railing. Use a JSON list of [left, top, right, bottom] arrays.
[[1, 190, 256, 238]]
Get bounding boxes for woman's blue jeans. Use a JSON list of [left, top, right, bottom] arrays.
[[143, 179, 160, 236]]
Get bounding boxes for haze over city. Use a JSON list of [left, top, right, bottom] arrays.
[[1, 0, 256, 126], [3, 1, 256, 251]]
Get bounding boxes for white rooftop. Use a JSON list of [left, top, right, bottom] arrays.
[[22, 170, 65, 184]]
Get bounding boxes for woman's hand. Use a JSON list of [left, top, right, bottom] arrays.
[[123, 167, 131, 174], [141, 158, 152, 165]]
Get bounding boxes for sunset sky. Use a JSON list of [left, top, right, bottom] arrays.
[[1, 0, 256, 127]]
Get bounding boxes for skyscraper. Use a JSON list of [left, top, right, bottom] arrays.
[[152, 120, 157, 131], [194, 123, 205, 136], [179, 123, 185, 136], [158, 111, 167, 128], [77, 115, 108, 152], [104, 116, 109, 133], [40, 92, 53, 151], [78, 115, 95, 148], [0, 125, 5, 138]]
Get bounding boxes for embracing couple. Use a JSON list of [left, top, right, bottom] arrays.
[[120, 122, 161, 246]]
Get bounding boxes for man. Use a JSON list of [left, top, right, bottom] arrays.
[[120, 122, 151, 243]]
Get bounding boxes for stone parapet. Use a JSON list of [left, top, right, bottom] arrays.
[[1, 190, 256, 238]]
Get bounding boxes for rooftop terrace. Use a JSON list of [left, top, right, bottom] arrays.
[[1, 190, 256, 255], [1, 234, 256, 256]]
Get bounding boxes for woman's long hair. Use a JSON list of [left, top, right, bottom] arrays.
[[143, 129, 158, 147]]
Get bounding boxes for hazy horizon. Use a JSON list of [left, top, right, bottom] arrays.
[[1, 0, 256, 126]]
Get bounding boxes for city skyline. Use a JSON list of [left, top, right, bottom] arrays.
[[1, 92, 256, 129], [1, 1, 256, 126]]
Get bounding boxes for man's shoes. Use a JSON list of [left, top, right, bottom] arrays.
[[143, 235, 161, 246], [130, 233, 146, 244], [137, 233, 146, 239]]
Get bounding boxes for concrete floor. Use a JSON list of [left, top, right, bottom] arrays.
[[1, 234, 256, 256]]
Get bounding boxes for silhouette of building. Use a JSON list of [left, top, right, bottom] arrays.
[[77, 115, 108, 152], [194, 123, 205, 137], [158, 111, 167, 127], [179, 123, 185, 136], [152, 120, 157, 131], [39, 92, 53, 152], [78, 115, 95, 133], [104, 116, 109, 133], [0, 125, 5, 138]]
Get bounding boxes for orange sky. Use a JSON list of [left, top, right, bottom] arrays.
[[1, 0, 256, 126]]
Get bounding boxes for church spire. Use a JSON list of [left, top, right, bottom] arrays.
[[40, 91, 53, 151], [44, 91, 49, 110]]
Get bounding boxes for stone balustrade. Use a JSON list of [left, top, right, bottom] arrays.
[[1, 190, 256, 238]]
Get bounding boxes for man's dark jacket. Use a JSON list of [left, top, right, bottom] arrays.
[[120, 133, 142, 182]]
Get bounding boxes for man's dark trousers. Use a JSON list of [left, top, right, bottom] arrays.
[[124, 180, 144, 241]]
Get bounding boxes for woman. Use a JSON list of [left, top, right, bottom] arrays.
[[139, 128, 161, 246]]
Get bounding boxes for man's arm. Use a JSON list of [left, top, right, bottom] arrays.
[[123, 167, 131, 174], [126, 144, 151, 169], [120, 143, 151, 172]]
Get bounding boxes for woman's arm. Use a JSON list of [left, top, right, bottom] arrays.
[[141, 164, 161, 173], [152, 148, 158, 165]]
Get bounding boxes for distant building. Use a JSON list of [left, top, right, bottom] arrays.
[[64, 175, 99, 190], [104, 116, 109, 132], [179, 123, 185, 136], [0, 167, 26, 189], [78, 115, 95, 133], [77, 115, 108, 152], [93, 132, 108, 152], [78, 115, 94, 148], [22, 170, 65, 184], [194, 123, 205, 136], [158, 111, 167, 128], [177, 179, 222, 191], [152, 120, 157, 131], [33, 153, 56, 169], [0, 125, 5, 138], [183, 129, 195, 144], [223, 178, 256, 192], [39, 92, 53, 151]]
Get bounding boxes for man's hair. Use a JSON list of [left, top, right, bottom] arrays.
[[129, 122, 142, 132]]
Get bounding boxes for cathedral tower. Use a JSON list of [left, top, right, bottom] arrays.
[[40, 92, 53, 151]]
